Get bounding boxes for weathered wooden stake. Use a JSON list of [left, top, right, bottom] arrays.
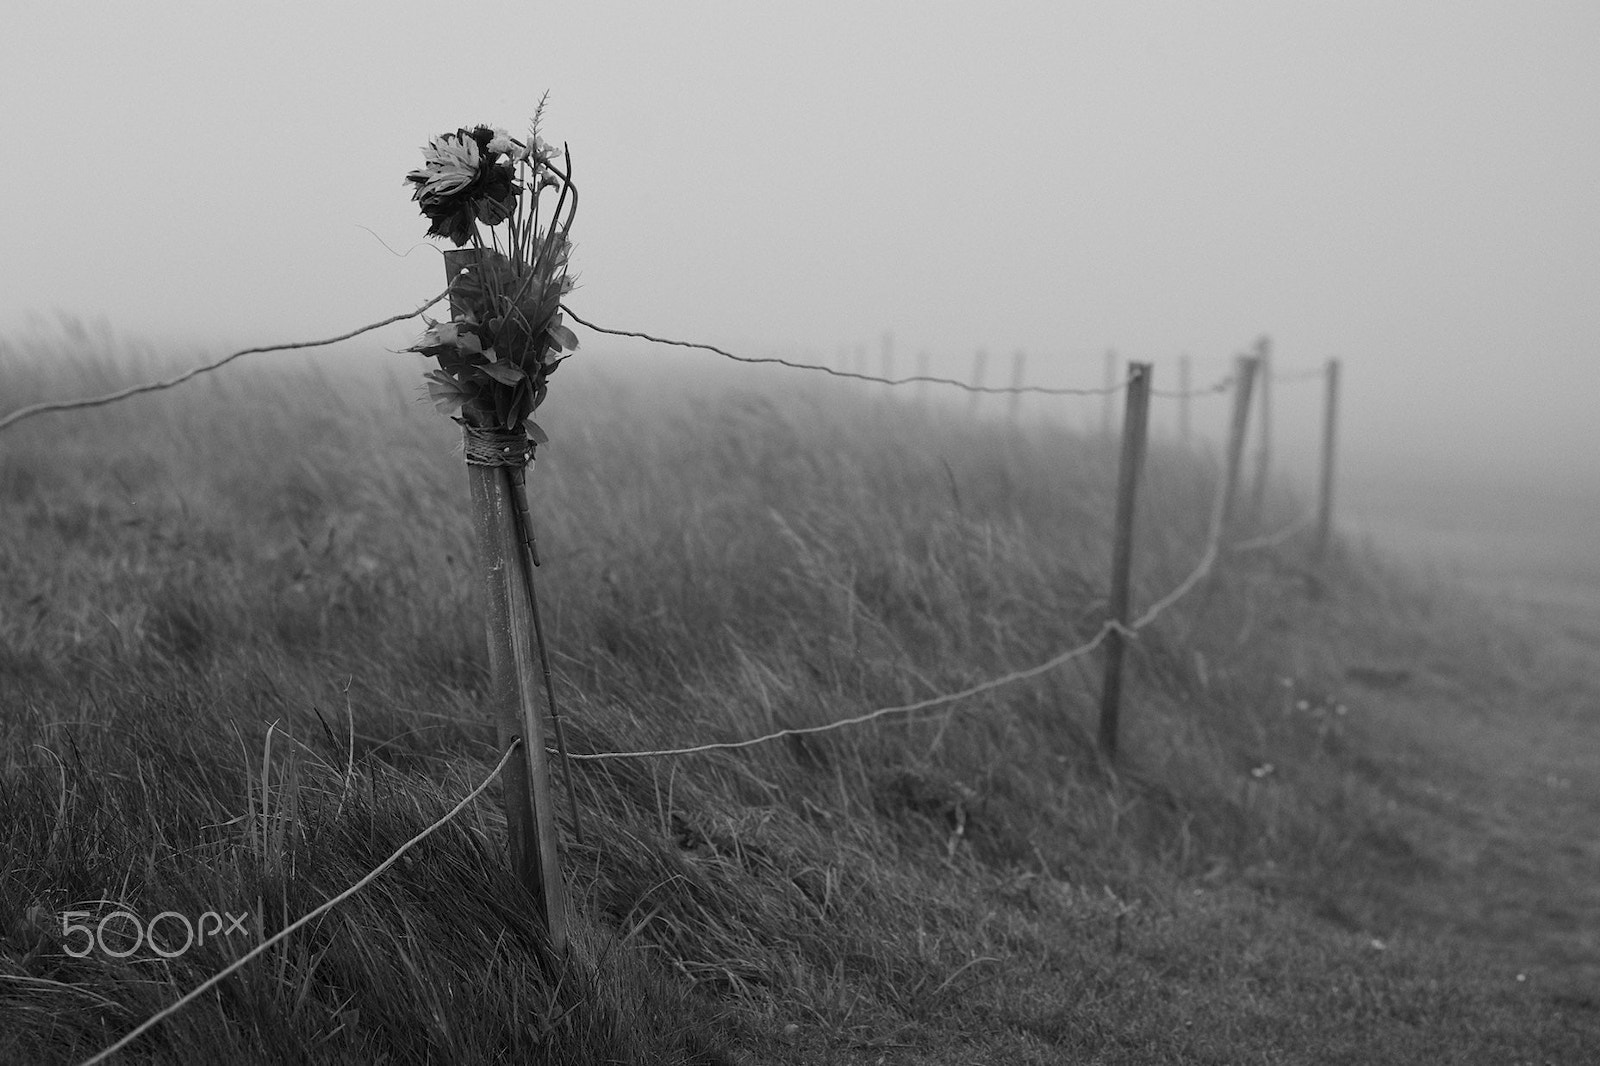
[[1102, 348, 1118, 436], [1178, 354, 1192, 445], [445, 250, 567, 953], [1208, 354, 1259, 555], [1314, 357, 1341, 561], [1007, 350, 1027, 422], [968, 349, 988, 417], [1098, 362, 1152, 762], [1249, 335, 1273, 526]]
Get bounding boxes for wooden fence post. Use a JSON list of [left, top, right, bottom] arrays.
[[1178, 354, 1192, 445], [445, 250, 567, 953], [1249, 335, 1272, 526], [968, 349, 988, 417], [1098, 362, 1152, 762], [1315, 357, 1341, 561], [1008, 350, 1027, 422], [1208, 354, 1259, 555], [1102, 349, 1118, 436]]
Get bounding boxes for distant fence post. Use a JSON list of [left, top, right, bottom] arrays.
[[1314, 357, 1341, 561], [1208, 354, 1259, 556], [968, 349, 988, 417], [444, 250, 568, 954], [1249, 335, 1272, 526], [1098, 362, 1152, 762], [1178, 354, 1192, 445], [1008, 350, 1027, 422], [1102, 349, 1118, 436]]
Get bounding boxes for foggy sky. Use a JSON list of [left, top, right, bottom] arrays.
[[5, 1, 1598, 498]]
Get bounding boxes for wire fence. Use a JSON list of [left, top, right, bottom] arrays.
[[3, 302, 1329, 767], [9, 297, 1333, 1065], [0, 299, 1318, 435]]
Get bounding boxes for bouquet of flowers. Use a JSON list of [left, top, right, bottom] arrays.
[[404, 107, 578, 450]]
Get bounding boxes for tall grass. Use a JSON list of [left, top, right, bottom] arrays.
[[2, 326, 1596, 1063]]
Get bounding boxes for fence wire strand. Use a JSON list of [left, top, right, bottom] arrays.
[[561, 306, 1128, 397], [1271, 367, 1329, 384], [565, 626, 1117, 761], [74, 742, 521, 1066], [0, 288, 454, 434], [1230, 512, 1314, 553], [563, 464, 1241, 763], [1150, 375, 1235, 399]]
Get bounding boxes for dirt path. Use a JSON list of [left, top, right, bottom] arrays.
[[1365, 597, 1600, 1000]]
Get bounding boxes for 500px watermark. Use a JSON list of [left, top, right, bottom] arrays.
[[60, 910, 251, 959]]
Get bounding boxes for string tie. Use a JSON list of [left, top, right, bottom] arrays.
[[462, 425, 534, 468]]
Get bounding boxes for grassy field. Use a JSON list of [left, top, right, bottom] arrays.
[[2, 327, 1598, 1063]]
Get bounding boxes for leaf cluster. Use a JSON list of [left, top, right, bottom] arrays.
[[403, 108, 580, 446]]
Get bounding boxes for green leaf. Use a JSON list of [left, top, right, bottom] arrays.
[[427, 379, 470, 415], [547, 323, 578, 352], [480, 361, 526, 385], [525, 420, 549, 445]]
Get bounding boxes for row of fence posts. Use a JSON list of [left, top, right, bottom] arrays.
[[469, 292, 1343, 947], [1093, 344, 1343, 760]]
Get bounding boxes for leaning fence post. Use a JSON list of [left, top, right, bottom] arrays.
[[443, 249, 568, 955], [1249, 336, 1272, 526], [1098, 362, 1152, 762], [1314, 357, 1341, 561], [1208, 354, 1259, 557]]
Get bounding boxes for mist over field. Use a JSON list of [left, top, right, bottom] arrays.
[[5, 1, 1600, 529], [5, 2, 1600, 1059]]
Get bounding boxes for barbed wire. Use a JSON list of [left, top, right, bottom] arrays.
[[0, 288, 454, 434], [74, 741, 521, 1066], [560, 306, 1129, 397]]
